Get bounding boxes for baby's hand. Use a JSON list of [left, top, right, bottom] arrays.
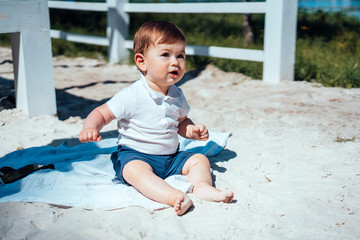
[[79, 128, 102, 143], [191, 124, 209, 141]]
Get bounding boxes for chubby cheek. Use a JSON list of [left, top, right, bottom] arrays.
[[179, 61, 186, 75], [180, 58, 186, 68], [149, 62, 167, 76]]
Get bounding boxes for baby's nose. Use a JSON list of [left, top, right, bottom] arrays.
[[170, 56, 179, 65]]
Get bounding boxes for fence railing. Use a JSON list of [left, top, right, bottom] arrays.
[[48, 0, 298, 83]]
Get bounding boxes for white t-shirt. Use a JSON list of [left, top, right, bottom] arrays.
[[107, 74, 190, 155]]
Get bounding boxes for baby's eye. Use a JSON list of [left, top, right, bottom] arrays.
[[161, 53, 169, 57], [177, 54, 185, 59]]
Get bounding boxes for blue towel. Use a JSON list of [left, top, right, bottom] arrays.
[[0, 131, 230, 210]]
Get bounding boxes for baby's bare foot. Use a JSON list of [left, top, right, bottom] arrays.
[[193, 183, 234, 203], [208, 189, 234, 203], [218, 190, 234, 203], [174, 194, 193, 216]]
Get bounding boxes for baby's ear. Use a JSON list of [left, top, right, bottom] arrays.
[[134, 53, 146, 72]]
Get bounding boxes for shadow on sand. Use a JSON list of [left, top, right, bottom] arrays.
[[0, 59, 206, 120]]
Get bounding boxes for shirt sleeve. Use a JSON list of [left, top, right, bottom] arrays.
[[107, 87, 130, 119], [178, 88, 190, 118]]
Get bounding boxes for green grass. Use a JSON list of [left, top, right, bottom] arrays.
[[0, 8, 359, 88], [49, 9, 108, 58], [295, 10, 360, 87]]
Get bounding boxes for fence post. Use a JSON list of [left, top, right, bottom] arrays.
[[107, 0, 129, 64], [263, 0, 298, 83], [1, 0, 57, 117]]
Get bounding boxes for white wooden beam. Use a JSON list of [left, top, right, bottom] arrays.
[[263, 0, 298, 83], [51, 29, 108, 46], [124, 40, 133, 49], [2, 0, 57, 116], [186, 45, 264, 62], [107, 0, 129, 64], [123, 2, 267, 14], [0, 0, 50, 33], [12, 30, 57, 117], [124, 40, 263, 62], [48, 1, 108, 12]]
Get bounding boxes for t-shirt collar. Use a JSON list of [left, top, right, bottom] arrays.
[[140, 74, 181, 99]]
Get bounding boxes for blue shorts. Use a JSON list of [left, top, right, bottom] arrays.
[[110, 145, 196, 186]]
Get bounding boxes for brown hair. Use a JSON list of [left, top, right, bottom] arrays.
[[133, 20, 186, 55]]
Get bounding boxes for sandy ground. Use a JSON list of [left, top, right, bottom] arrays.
[[0, 46, 360, 239]]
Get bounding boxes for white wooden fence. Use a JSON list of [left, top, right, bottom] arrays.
[[0, 0, 57, 117], [51, 0, 298, 83]]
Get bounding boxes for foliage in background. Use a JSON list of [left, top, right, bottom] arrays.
[[49, 9, 108, 58], [296, 10, 360, 88], [0, 8, 359, 87]]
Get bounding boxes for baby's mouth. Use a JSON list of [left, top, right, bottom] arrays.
[[170, 70, 178, 76]]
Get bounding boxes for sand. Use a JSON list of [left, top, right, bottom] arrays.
[[0, 46, 359, 239]]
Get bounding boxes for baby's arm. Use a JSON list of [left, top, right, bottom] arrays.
[[178, 117, 209, 141], [79, 103, 116, 143]]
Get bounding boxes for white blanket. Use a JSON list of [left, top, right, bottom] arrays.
[[0, 132, 230, 210]]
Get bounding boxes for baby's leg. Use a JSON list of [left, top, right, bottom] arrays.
[[182, 154, 234, 203], [123, 160, 193, 215]]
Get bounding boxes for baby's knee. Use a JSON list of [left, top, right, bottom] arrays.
[[182, 154, 210, 175], [122, 160, 152, 181], [191, 154, 210, 168]]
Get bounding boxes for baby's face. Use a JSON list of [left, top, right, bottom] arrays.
[[142, 41, 186, 94]]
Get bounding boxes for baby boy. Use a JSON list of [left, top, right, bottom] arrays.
[[79, 20, 233, 215]]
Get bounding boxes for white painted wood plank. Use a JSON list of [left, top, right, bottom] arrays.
[[124, 40, 263, 62], [3, 0, 56, 116], [263, 0, 298, 82], [48, 1, 108, 12], [125, 40, 133, 49], [16, 30, 57, 116], [51, 29, 108, 46], [107, 0, 129, 64], [186, 45, 264, 62], [0, 0, 50, 33], [124, 2, 267, 14]]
